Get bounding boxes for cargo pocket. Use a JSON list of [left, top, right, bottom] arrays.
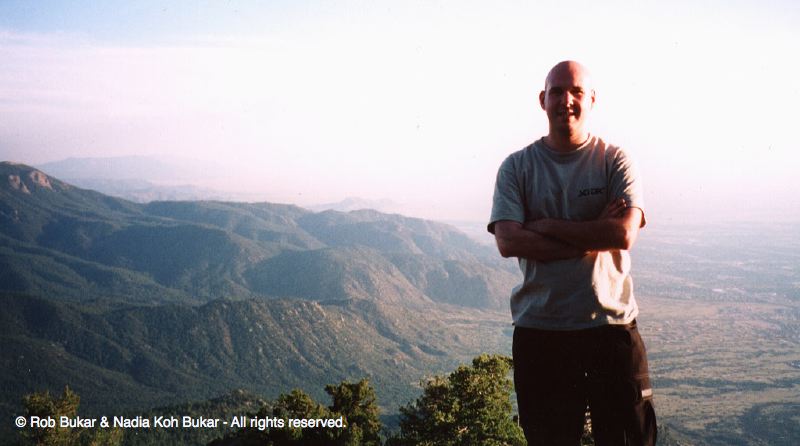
[[634, 374, 653, 402], [627, 374, 657, 446]]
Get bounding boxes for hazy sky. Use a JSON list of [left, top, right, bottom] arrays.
[[1, 0, 798, 222]]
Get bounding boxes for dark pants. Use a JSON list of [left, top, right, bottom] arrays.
[[513, 320, 657, 446]]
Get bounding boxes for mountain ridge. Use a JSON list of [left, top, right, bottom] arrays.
[[1, 161, 516, 309]]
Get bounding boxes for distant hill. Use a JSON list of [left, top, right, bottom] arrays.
[[57, 177, 247, 204], [35, 156, 209, 183], [308, 196, 403, 214], [34, 156, 268, 204]]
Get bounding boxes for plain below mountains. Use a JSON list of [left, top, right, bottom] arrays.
[[0, 161, 518, 440]]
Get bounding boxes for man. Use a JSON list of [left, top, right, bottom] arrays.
[[488, 61, 656, 446]]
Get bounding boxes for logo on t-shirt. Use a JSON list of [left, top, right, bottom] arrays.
[[578, 187, 606, 197]]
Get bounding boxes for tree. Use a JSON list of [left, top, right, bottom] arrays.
[[19, 386, 122, 446], [269, 389, 335, 446], [326, 379, 382, 446], [21, 386, 81, 446], [391, 354, 525, 446]]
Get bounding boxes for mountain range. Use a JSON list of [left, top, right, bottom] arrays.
[[0, 161, 517, 442]]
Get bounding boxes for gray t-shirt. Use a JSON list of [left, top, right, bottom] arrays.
[[489, 135, 645, 330]]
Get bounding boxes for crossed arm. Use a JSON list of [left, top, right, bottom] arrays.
[[493, 199, 644, 261]]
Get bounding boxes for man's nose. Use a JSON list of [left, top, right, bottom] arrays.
[[559, 91, 574, 106]]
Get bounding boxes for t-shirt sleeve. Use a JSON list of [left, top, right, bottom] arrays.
[[609, 148, 647, 227], [488, 155, 526, 234]]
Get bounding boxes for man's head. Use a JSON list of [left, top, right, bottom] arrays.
[[539, 61, 596, 145]]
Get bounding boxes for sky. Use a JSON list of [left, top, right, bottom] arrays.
[[1, 0, 799, 223]]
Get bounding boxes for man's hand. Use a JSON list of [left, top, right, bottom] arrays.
[[598, 198, 628, 219]]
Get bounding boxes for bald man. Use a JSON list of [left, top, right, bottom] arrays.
[[489, 61, 657, 445]]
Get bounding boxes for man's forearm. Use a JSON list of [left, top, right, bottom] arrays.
[[527, 208, 642, 251], [494, 221, 586, 261]]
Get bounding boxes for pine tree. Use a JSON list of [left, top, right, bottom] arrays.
[[325, 379, 382, 446], [20, 386, 122, 446], [21, 386, 82, 446], [390, 354, 525, 446], [269, 389, 333, 446]]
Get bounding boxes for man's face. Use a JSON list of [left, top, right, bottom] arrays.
[[539, 64, 595, 136]]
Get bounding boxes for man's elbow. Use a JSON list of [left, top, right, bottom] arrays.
[[617, 227, 638, 250], [495, 237, 517, 258], [617, 208, 643, 250], [620, 235, 634, 251]]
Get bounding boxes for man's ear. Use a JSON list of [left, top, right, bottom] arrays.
[[590, 89, 596, 109], [539, 90, 546, 110]]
